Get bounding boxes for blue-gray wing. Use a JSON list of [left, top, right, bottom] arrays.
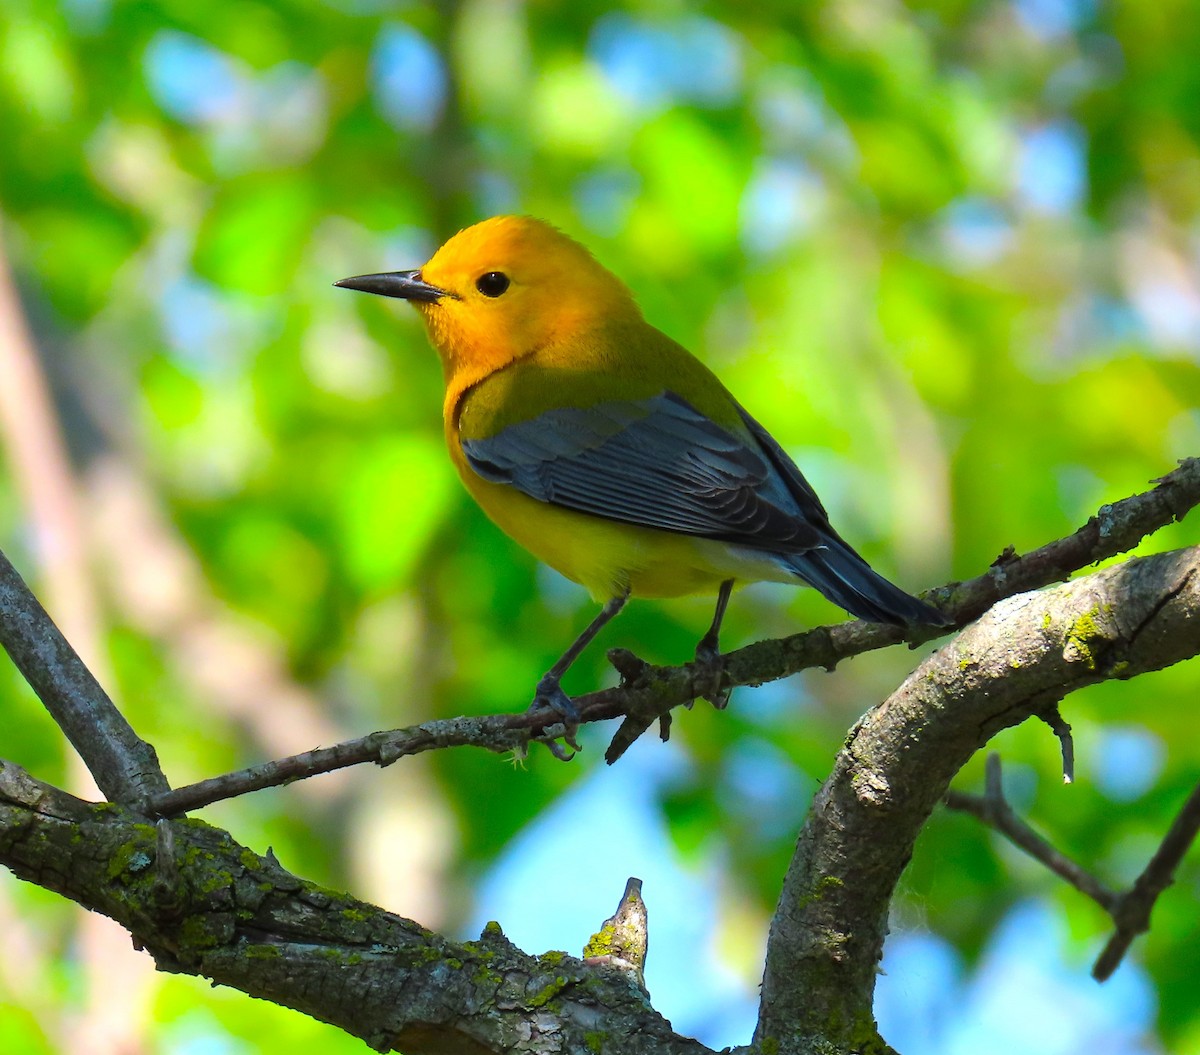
[[460, 392, 825, 551]]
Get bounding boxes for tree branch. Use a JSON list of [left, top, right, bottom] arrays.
[[945, 756, 1200, 982], [1093, 782, 1200, 980], [149, 715, 539, 816], [753, 544, 1200, 1054], [0, 548, 168, 805], [720, 457, 1200, 690], [148, 460, 1200, 816], [944, 754, 1118, 911], [0, 759, 715, 1055]]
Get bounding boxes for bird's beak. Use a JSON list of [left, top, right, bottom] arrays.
[[334, 270, 448, 302]]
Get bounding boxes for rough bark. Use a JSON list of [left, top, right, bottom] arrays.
[[0, 760, 713, 1055], [754, 545, 1200, 1054]]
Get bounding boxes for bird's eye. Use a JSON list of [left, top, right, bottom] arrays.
[[475, 271, 510, 297]]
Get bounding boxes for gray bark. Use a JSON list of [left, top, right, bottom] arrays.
[[755, 546, 1200, 1053], [0, 761, 711, 1055]]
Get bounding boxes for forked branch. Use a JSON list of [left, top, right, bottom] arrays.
[[945, 754, 1117, 910], [949, 756, 1200, 981]]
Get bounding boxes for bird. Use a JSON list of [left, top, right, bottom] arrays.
[[336, 216, 947, 719]]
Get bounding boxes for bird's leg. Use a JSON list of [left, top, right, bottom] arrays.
[[693, 579, 733, 709], [696, 579, 733, 658], [533, 588, 630, 724]]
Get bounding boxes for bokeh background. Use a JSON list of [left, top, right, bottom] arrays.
[[1, 1, 1199, 1052]]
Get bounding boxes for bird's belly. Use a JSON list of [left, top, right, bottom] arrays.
[[460, 470, 794, 601]]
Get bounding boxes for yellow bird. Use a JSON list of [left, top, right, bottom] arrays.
[[337, 216, 945, 717]]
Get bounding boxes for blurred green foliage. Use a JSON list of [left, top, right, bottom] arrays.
[[1, 0, 1199, 1051]]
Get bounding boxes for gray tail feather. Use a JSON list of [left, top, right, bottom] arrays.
[[786, 540, 949, 627]]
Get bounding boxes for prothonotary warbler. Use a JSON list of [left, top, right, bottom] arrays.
[[337, 216, 947, 718]]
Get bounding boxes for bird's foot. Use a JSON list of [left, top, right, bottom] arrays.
[[692, 639, 731, 710], [530, 673, 582, 755], [532, 673, 580, 721]]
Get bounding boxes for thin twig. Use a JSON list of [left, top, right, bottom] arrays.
[[1039, 706, 1075, 784], [615, 458, 1200, 759], [947, 756, 1200, 981], [1093, 781, 1200, 981], [0, 547, 168, 805], [149, 715, 539, 816], [945, 755, 1119, 912]]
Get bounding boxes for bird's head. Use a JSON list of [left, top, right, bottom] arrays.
[[336, 216, 640, 378]]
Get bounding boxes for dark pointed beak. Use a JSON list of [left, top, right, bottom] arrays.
[[334, 269, 447, 303]]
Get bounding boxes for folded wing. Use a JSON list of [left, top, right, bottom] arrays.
[[461, 391, 825, 552], [462, 390, 946, 626]]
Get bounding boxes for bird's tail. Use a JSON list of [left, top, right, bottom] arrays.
[[785, 538, 949, 627]]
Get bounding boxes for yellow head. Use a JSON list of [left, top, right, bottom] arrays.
[[336, 216, 640, 381]]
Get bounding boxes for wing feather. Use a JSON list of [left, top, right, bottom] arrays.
[[462, 392, 824, 551]]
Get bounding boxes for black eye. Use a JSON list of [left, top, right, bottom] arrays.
[[476, 271, 510, 297]]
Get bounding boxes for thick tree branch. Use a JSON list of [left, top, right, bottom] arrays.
[[0, 548, 167, 805], [0, 760, 715, 1055], [753, 545, 1200, 1055], [149, 461, 1200, 815]]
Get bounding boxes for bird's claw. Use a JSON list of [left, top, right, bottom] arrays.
[[544, 737, 579, 762], [693, 641, 731, 710], [531, 673, 582, 757], [532, 674, 580, 722]]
